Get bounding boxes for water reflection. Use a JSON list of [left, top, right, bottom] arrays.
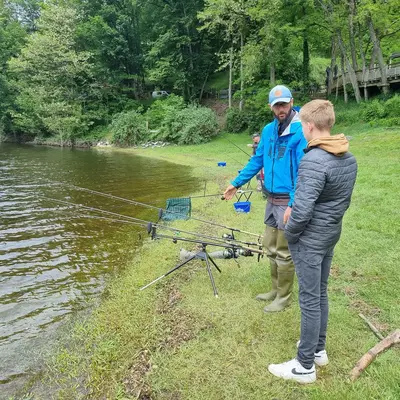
[[0, 143, 199, 393]]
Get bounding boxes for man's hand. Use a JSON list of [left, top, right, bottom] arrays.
[[283, 206, 292, 224], [222, 184, 238, 200]]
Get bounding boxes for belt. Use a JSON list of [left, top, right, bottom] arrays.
[[267, 195, 290, 206]]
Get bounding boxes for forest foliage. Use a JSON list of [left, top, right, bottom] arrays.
[[0, 0, 399, 144]]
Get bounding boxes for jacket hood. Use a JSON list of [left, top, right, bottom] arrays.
[[307, 134, 349, 155], [286, 113, 305, 149]]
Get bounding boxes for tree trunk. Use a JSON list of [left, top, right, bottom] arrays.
[[303, 35, 310, 88], [228, 46, 233, 108], [268, 46, 275, 85], [367, 16, 389, 94], [328, 36, 336, 96], [337, 30, 361, 103], [348, 0, 359, 71], [340, 50, 348, 103], [335, 74, 339, 100], [357, 22, 368, 100], [199, 71, 209, 103], [239, 31, 244, 111]]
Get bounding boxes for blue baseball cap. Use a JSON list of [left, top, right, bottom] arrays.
[[269, 85, 292, 106]]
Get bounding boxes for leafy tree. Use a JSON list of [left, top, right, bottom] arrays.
[[144, 0, 219, 101], [8, 3, 97, 142], [0, 0, 26, 134], [76, 0, 145, 98]]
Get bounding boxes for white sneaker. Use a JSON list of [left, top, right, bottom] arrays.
[[296, 340, 329, 366], [268, 358, 316, 384]]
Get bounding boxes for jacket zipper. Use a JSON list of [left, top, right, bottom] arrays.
[[270, 123, 278, 193], [290, 149, 294, 188]]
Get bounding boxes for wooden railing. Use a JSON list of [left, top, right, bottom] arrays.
[[335, 62, 400, 88]]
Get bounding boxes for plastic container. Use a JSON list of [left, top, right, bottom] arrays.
[[217, 161, 227, 167], [233, 201, 251, 213]]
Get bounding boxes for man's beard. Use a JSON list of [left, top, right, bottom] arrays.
[[274, 109, 291, 123]]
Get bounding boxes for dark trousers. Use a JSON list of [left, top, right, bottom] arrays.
[[289, 241, 335, 369]]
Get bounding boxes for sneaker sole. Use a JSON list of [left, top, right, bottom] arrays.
[[268, 365, 316, 384]]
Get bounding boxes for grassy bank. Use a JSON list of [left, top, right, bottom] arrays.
[[26, 123, 399, 400]]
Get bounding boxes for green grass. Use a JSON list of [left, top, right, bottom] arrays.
[[27, 123, 400, 400]]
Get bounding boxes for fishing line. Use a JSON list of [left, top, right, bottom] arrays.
[[44, 197, 259, 247], [223, 136, 252, 158], [52, 182, 260, 239]]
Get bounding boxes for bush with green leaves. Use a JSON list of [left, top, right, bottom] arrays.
[[146, 94, 185, 129], [383, 94, 400, 118], [110, 110, 149, 146], [160, 105, 218, 145], [225, 108, 248, 133], [363, 99, 386, 122]]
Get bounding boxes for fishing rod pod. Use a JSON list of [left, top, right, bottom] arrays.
[[45, 196, 264, 297]]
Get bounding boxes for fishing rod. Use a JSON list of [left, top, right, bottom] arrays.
[[46, 197, 264, 297], [53, 182, 261, 239], [45, 197, 261, 248], [147, 225, 262, 254]]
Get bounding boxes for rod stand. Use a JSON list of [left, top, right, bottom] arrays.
[[140, 242, 222, 297]]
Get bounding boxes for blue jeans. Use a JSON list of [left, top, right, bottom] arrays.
[[289, 241, 335, 369]]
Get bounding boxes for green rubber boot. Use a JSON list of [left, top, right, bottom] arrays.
[[256, 260, 277, 301], [263, 229, 294, 313], [256, 226, 278, 301]]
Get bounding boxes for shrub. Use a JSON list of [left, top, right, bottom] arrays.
[[110, 110, 149, 146], [226, 108, 248, 133], [384, 94, 400, 118], [363, 100, 386, 122], [160, 105, 218, 145], [146, 94, 185, 129], [246, 109, 270, 134], [334, 101, 365, 125]]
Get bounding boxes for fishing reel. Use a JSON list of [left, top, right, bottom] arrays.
[[179, 247, 253, 261], [146, 222, 157, 240]]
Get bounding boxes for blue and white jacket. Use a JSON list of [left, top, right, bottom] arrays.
[[231, 112, 307, 206]]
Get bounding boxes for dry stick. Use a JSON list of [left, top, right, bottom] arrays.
[[350, 329, 400, 381], [358, 313, 384, 340]]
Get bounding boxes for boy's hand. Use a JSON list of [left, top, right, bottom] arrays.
[[222, 184, 238, 200], [283, 206, 292, 224]]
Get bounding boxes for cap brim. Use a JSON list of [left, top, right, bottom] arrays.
[[270, 97, 291, 106]]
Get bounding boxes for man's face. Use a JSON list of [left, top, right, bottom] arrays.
[[270, 99, 293, 123]]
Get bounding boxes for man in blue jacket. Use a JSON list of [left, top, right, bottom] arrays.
[[223, 85, 307, 312]]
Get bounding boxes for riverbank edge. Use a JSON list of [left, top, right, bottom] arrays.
[[22, 126, 400, 400]]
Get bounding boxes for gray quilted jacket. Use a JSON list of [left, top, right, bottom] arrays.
[[285, 146, 357, 250]]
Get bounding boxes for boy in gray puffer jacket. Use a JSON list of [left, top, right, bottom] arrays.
[[268, 100, 357, 384]]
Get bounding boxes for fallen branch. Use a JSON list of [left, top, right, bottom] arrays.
[[358, 313, 384, 340], [350, 329, 400, 381]]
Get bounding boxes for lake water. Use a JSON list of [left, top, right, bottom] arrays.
[[0, 143, 199, 397]]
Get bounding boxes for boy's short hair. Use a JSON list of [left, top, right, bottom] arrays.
[[299, 100, 335, 131]]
